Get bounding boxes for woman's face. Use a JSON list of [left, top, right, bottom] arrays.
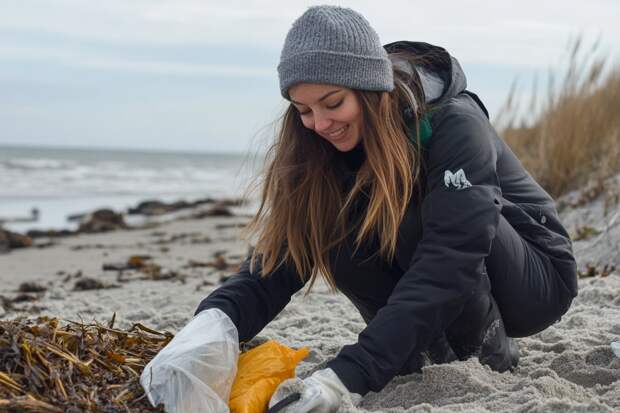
[[289, 83, 362, 152]]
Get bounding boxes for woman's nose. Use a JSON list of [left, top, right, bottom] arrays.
[[313, 112, 333, 132]]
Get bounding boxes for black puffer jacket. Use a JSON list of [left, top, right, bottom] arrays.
[[196, 41, 577, 396]]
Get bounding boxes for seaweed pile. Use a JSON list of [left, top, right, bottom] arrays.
[[0, 314, 172, 412]]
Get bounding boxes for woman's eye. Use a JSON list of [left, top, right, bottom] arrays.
[[297, 99, 342, 116], [327, 100, 343, 109]]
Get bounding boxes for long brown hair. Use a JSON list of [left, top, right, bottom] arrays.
[[244, 51, 427, 291]]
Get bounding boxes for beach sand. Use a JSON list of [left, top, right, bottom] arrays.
[[1, 188, 619, 412]]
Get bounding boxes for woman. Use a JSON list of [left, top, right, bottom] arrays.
[[142, 6, 578, 412]]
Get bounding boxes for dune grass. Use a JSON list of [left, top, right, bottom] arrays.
[[495, 38, 620, 199]]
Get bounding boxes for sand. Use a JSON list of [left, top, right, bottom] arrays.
[[1, 183, 619, 412]]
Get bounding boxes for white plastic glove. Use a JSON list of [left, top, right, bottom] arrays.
[[140, 308, 239, 413], [268, 368, 362, 413]]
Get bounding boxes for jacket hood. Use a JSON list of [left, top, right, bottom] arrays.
[[383, 41, 467, 105]]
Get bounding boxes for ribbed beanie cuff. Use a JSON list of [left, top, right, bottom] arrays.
[[278, 6, 394, 99]]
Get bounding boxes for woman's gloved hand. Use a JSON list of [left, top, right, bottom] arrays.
[[268, 368, 362, 413], [140, 308, 239, 413]]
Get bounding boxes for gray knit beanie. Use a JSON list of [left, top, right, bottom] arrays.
[[278, 5, 394, 99]]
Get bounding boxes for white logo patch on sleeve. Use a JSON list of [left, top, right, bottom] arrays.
[[444, 169, 472, 190]]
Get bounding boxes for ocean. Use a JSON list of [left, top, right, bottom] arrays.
[[0, 145, 260, 233]]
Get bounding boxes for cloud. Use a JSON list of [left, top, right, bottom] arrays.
[[1, 0, 619, 151], [0, 44, 274, 77], [2, 0, 619, 65]]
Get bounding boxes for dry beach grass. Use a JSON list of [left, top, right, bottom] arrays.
[[497, 38, 620, 199]]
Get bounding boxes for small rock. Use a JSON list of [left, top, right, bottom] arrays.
[[128, 200, 172, 216], [18, 282, 47, 293], [0, 229, 33, 252], [192, 203, 234, 219], [78, 209, 128, 233], [102, 262, 129, 271], [27, 229, 75, 238], [12, 293, 39, 303], [128, 198, 216, 216], [74, 277, 106, 291]]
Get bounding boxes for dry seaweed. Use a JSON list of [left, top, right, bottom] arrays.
[[183, 254, 241, 273], [572, 225, 602, 241], [102, 256, 154, 272], [103, 256, 187, 284], [578, 263, 616, 278], [0, 314, 172, 412], [151, 233, 201, 245], [73, 278, 118, 291]]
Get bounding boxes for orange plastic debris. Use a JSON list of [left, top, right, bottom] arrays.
[[229, 340, 309, 413]]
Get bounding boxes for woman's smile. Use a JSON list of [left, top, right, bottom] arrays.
[[324, 125, 349, 140]]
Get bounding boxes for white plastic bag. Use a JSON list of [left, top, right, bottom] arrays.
[[140, 308, 239, 413], [612, 341, 620, 359]]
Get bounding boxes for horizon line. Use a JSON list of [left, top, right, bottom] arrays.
[[0, 142, 253, 157]]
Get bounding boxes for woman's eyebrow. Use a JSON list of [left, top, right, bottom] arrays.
[[290, 89, 342, 105]]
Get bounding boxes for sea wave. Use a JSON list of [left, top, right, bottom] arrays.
[[2, 158, 78, 170], [0, 146, 256, 230], [0, 154, 252, 199]]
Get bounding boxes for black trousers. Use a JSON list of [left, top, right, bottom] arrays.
[[399, 216, 573, 375], [400, 215, 576, 374], [484, 215, 575, 338]]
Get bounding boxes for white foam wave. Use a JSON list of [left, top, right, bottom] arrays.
[[2, 158, 78, 170], [0, 155, 253, 199]]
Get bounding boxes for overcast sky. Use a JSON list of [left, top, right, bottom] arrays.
[[1, 0, 619, 153]]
